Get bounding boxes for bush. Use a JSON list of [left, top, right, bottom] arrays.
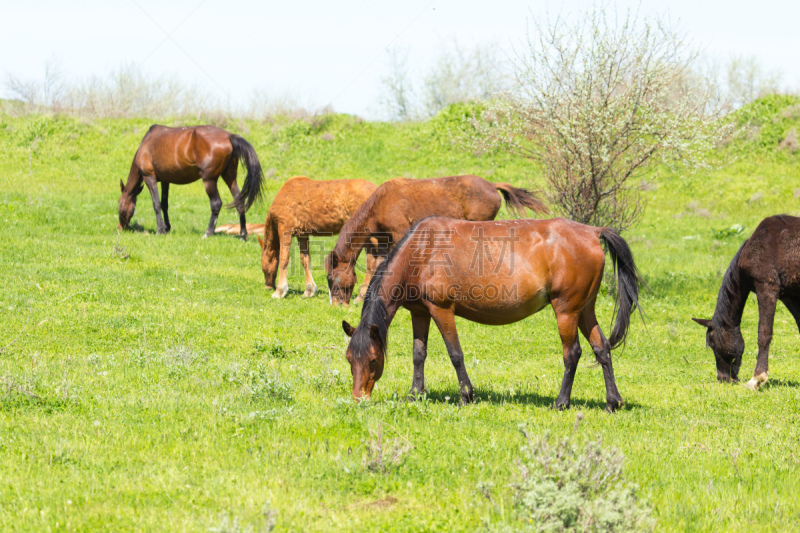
[[485, 416, 653, 533]]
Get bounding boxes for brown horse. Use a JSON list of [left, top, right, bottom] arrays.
[[118, 125, 264, 240], [253, 176, 378, 299], [693, 215, 800, 390], [341, 216, 643, 412], [325, 175, 548, 306]]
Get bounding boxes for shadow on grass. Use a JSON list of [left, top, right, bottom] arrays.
[[763, 378, 800, 389], [421, 387, 641, 411], [125, 222, 149, 233]]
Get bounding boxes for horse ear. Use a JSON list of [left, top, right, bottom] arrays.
[[257, 235, 265, 249], [120, 180, 125, 193], [342, 320, 355, 337], [369, 324, 380, 341], [692, 318, 713, 328]]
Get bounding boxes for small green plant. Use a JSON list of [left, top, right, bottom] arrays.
[[250, 339, 293, 359], [223, 364, 293, 403], [162, 344, 207, 377], [712, 224, 745, 240], [363, 424, 413, 474], [486, 414, 653, 532]]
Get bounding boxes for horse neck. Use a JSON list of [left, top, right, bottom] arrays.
[[123, 160, 142, 196], [334, 203, 379, 263], [712, 248, 751, 332], [363, 249, 409, 330]]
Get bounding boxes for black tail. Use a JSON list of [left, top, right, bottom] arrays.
[[228, 134, 264, 211], [599, 228, 644, 348], [495, 183, 549, 218]]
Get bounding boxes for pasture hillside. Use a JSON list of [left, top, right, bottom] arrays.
[[1, 96, 800, 532]]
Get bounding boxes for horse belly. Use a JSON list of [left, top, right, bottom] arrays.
[[452, 283, 549, 325]]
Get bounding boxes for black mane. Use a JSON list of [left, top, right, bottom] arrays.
[[712, 239, 749, 329], [351, 217, 434, 361]]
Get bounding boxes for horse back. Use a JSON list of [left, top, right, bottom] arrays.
[[740, 215, 800, 289], [135, 125, 233, 182], [400, 217, 606, 324]]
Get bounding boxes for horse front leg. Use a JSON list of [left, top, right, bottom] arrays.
[[160, 182, 171, 232], [554, 310, 582, 410], [298, 236, 316, 297], [273, 228, 292, 298], [409, 312, 431, 399], [747, 284, 778, 390], [429, 306, 473, 404], [143, 175, 167, 234], [202, 180, 223, 238]]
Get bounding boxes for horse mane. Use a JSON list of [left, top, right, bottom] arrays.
[[351, 217, 429, 362], [713, 240, 749, 329], [333, 179, 401, 257]]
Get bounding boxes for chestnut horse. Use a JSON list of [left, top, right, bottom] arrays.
[[251, 177, 378, 298], [342, 216, 643, 412], [693, 215, 800, 390], [215, 223, 266, 236], [325, 175, 548, 306], [118, 125, 264, 240]]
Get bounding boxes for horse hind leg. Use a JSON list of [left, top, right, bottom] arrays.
[[579, 307, 623, 412], [553, 310, 582, 411], [298, 236, 316, 297], [222, 164, 247, 241], [202, 179, 223, 238]]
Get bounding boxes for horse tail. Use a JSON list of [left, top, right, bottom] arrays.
[[228, 134, 264, 211], [495, 183, 549, 218], [598, 228, 644, 349]]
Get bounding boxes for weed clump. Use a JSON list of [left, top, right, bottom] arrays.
[[250, 339, 293, 359], [363, 425, 413, 474], [486, 415, 653, 532]]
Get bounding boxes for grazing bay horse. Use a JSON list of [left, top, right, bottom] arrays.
[[251, 176, 378, 298], [325, 175, 548, 306], [342, 216, 643, 412], [117, 125, 264, 240], [693, 215, 800, 390]]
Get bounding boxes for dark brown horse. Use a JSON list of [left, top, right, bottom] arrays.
[[118, 125, 264, 240], [693, 215, 800, 390], [342, 216, 643, 411], [325, 175, 548, 306], [254, 176, 378, 298]]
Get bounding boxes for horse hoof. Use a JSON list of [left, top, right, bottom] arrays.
[[606, 399, 623, 412], [202, 234, 209, 239], [745, 372, 768, 391], [553, 401, 570, 411], [745, 379, 761, 391]]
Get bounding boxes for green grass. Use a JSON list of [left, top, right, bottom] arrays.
[[1, 100, 800, 531]]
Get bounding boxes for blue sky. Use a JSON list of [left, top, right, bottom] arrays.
[[2, 0, 798, 118]]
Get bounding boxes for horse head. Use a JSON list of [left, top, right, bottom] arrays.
[[692, 317, 744, 382], [118, 179, 144, 230], [326, 251, 356, 306], [342, 320, 385, 400]]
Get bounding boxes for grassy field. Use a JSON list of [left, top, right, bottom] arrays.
[[1, 98, 800, 532]]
